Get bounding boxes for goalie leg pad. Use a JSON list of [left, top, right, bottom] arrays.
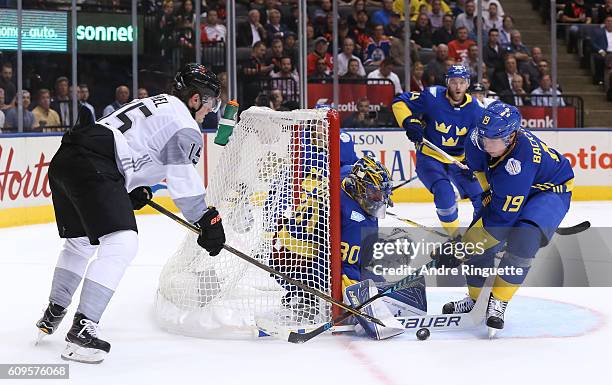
[[345, 280, 405, 340]]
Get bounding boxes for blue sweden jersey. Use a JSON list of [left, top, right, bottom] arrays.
[[340, 188, 378, 288], [464, 129, 574, 249], [392, 86, 484, 161]]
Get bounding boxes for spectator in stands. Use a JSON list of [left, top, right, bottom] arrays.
[[3, 90, 34, 131], [0, 89, 4, 127], [483, 2, 503, 32], [499, 15, 514, 48], [482, 0, 504, 18], [372, 0, 394, 27], [596, 0, 612, 24], [465, 44, 480, 79], [312, 0, 333, 29], [484, 28, 505, 75], [237, 9, 267, 47], [410, 0, 452, 19], [203, 9, 227, 42], [341, 59, 365, 80], [411, 61, 426, 92], [506, 30, 530, 68], [591, 15, 612, 85], [0, 63, 16, 108], [33, 89, 61, 131], [311, 57, 332, 80], [267, 38, 285, 72], [350, 10, 373, 52], [365, 24, 392, 65], [347, 0, 366, 28], [159, 0, 176, 59], [521, 47, 545, 91], [283, 32, 299, 66], [0, 88, 8, 111], [455, 0, 476, 36], [448, 26, 475, 64], [537, 59, 550, 78], [307, 37, 333, 76], [367, 57, 403, 95], [561, 0, 592, 53], [412, 13, 434, 50], [51, 76, 72, 128], [137, 88, 149, 98], [337, 37, 366, 77], [500, 74, 531, 106], [259, 0, 282, 24], [425, 43, 450, 85], [481, 77, 498, 100], [427, 0, 445, 29], [531, 74, 566, 107], [492, 55, 520, 93], [433, 14, 456, 46], [342, 97, 376, 127], [270, 57, 299, 101], [242, 41, 274, 107], [102, 85, 130, 117], [286, 5, 300, 33], [266, 9, 288, 43], [385, 12, 404, 39], [176, 0, 195, 30], [78, 84, 95, 119], [269, 89, 284, 111], [307, 25, 316, 53]]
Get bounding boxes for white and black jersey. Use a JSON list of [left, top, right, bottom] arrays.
[[98, 94, 207, 223]]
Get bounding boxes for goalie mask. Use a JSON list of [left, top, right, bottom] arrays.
[[172, 63, 222, 117], [343, 155, 393, 219]]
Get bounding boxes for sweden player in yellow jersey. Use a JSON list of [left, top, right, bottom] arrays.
[[392, 65, 484, 237], [435, 101, 574, 337]]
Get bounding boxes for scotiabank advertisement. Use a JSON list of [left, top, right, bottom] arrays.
[[1, 129, 611, 227], [519, 107, 577, 129], [307, 83, 395, 120]]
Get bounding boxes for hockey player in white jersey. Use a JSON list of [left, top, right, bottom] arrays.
[[35, 64, 226, 363]]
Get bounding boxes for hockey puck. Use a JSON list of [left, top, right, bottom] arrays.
[[416, 328, 430, 340]]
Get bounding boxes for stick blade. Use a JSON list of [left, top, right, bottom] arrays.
[[556, 221, 590, 236]]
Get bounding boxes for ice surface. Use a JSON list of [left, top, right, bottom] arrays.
[[1, 202, 610, 385]]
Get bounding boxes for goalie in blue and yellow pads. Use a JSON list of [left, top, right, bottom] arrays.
[[436, 101, 574, 336], [392, 65, 484, 237], [341, 155, 428, 339]]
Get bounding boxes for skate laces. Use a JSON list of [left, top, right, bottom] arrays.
[[455, 297, 474, 313], [488, 296, 507, 318], [78, 319, 100, 339]]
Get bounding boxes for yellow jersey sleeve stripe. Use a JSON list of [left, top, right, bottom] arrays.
[[392, 100, 413, 128]]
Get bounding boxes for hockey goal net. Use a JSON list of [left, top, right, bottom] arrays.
[[154, 107, 342, 338]]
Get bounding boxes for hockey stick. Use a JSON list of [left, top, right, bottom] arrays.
[[146, 200, 385, 327], [279, 259, 438, 343], [392, 175, 418, 191], [386, 212, 449, 238], [422, 138, 469, 170], [555, 220, 590, 235]]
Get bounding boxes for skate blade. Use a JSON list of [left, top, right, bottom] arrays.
[[61, 343, 107, 364], [34, 328, 50, 346], [487, 327, 499, 339]]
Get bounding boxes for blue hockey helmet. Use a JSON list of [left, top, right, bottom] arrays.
[[343, 155, 393, 218], [446, 64, 471, 85], [474, 100, 522, 152]]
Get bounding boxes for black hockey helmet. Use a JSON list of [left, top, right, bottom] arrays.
[[172, 63, 222, 116]]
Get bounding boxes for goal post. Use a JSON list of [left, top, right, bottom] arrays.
[[154, 106, 343, 338]]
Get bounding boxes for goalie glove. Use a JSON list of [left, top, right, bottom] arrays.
[[196, 207, 226, 256], [430, 237, 464, 269], [128, 186, 152, 210]]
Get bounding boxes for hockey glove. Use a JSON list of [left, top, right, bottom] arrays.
[[430, 238, 464, 269], [196, 207, 226, 256], [403, 118, 424, 144], [128, 186, 152, 210]]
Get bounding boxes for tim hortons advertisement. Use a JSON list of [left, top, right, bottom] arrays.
[[307, 82, 396, 120]]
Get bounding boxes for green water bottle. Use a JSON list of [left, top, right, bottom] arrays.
[[214, 100, 239, 146]]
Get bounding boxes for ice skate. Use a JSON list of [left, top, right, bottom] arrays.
[[61, 313, 111, 364], [442, 296, 475, 314], [486, 293, 508, 338], [35, 302, 67, 345]]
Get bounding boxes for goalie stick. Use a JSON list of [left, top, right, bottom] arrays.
[[146, 200, 386, 327], [391, 175, 418, 191]]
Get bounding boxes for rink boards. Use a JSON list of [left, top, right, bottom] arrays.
[[1, 128, 611, 227]]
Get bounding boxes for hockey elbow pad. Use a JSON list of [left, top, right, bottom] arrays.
[[196, 207, 226, 256]]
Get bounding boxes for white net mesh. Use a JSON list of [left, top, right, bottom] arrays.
[[154, 107, 338, 339]]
